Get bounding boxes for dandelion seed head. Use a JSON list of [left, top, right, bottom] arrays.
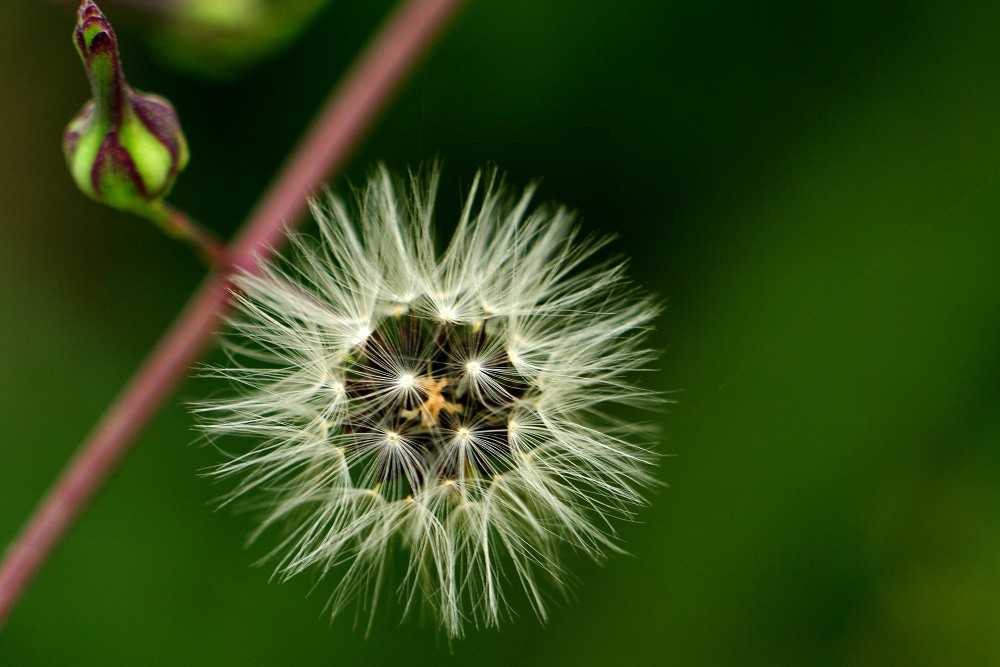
[[196, 165, 661, 637]]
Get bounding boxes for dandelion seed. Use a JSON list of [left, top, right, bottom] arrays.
[[196, 165, 661, 637]]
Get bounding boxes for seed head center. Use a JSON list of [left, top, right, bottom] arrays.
[[400, 374, 464, 428]]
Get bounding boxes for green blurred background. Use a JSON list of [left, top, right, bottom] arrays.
[[2, 0, 999, 664]]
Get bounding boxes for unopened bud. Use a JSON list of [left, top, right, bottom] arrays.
[[64, 1, 189, 215]]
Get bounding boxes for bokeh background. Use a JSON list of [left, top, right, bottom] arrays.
[[2, 0, 999, 664]]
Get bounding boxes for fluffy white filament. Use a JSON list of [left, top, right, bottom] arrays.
[[196, 165, 659, 637]]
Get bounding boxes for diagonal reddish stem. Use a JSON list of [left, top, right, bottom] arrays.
[[0, 0, 466, 629]]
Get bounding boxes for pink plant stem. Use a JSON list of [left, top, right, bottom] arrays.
[[0, 0, 466, 629]]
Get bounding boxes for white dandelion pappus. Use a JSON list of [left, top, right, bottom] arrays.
[[197, 165, 660, 637]]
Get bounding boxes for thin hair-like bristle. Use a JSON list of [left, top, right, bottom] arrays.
[[193, 165, 661, 637]]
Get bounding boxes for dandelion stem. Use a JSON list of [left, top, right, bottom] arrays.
[[0, 0, 466, 629]]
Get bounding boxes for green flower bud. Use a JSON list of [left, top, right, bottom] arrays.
[[63, 1, 189, 216]]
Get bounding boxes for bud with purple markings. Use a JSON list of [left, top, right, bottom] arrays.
[[64, 1, 189, 216]]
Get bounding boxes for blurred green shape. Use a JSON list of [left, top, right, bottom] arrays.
[[148, 0, 333, 78]]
